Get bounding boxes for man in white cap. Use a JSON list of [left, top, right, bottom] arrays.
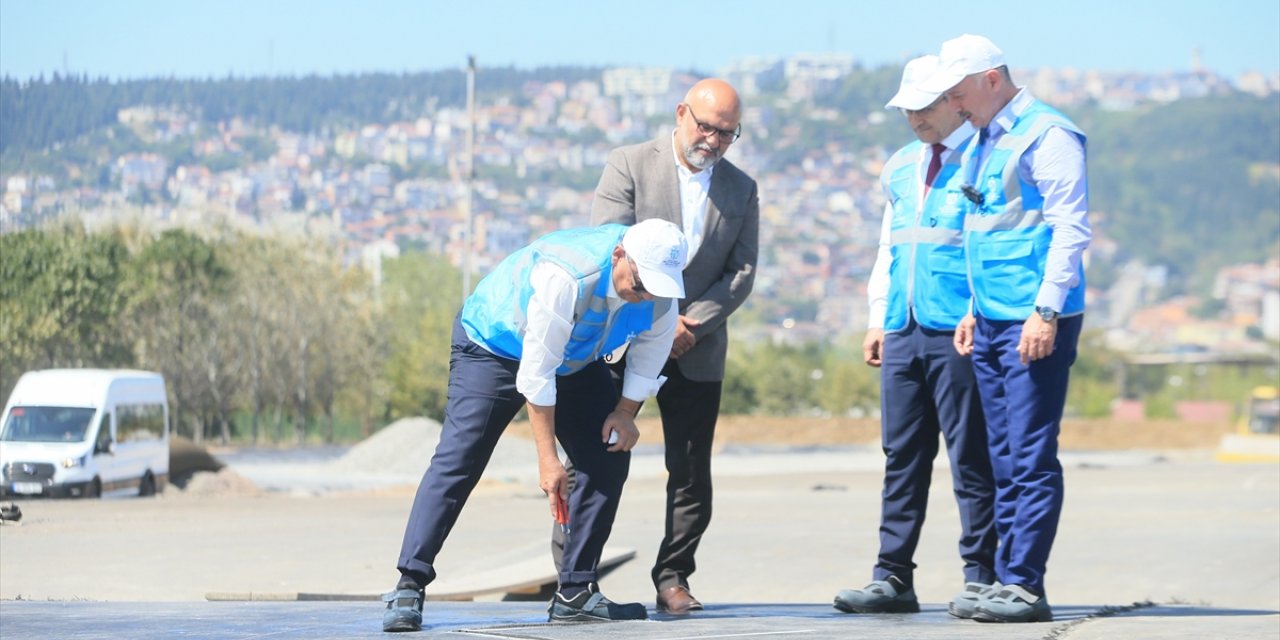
[[919, 34, 1091, 624], [833, 54, 997, 619], [382, 219, 688, 631]]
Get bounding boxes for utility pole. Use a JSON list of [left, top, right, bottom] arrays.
[[462, 55, 476, 302]]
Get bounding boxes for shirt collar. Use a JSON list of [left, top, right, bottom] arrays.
[[987, 87, 1033, 140], [941, 121, 977, 152], [606, 264, 621, 299]]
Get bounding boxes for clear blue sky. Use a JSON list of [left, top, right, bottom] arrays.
[[2, 0, 1277, 81]]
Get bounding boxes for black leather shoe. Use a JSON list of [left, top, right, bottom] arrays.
[[548, 584, 648, 622]]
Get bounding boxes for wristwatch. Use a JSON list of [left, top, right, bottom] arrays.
[[1036, 306, 1060, 322]]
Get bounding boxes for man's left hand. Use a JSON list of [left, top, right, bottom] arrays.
[[1018, 313, 1058, 365]]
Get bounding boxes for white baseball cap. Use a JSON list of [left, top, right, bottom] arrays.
[[621, 219, 688, 299], [920, 34, 1006, 93], [885, 54, 943, 111]]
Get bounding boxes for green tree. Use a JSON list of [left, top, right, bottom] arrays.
[[379, 251, 461, 421], [813, 341, 881, 418], [1065, 330, 1123, 418], [123, 229, 231, 442], [220, 235, 289, 444], [0, 225, 134, 399]]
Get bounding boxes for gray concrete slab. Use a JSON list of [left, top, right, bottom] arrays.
[[2, 600, 1277, 639]]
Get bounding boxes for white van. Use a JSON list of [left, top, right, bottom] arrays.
[[0, 369, 170, 498]]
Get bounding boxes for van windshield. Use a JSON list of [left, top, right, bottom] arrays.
[[0, 406, 97, 443]]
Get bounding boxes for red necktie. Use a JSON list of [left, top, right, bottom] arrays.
[[924, 142, 946, 194]]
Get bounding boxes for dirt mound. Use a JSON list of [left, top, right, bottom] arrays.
[[694, 415, 1234, 450], [171, 467, 264, 498], [329, 417, 539, 482], [165, 435, 263, 497], [169, 435, 225, 488]]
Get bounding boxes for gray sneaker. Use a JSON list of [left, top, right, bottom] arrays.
[[972, 584, 1053, 623], [949, 581, 1002, 619], [381, 588, 423, 632], [833, 576, 919, 614]]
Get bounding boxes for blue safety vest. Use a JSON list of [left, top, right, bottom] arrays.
[[460, 224, 671, 375], [880, 137, 975, 331], [963, 100, 1087, 321]]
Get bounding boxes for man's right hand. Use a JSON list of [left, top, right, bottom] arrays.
[[539, 456, 569, 521], [863, 328, 885, 367], [953, 313, 976, 356], [670, 315, 700, 358]]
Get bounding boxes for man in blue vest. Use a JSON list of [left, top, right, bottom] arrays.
[[382, 219, 689, 632], [833, 54, 997, 619], [920, 34, 1091, 624]]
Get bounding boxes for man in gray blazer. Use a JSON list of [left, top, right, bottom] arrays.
[[592, 78, 760, 614]]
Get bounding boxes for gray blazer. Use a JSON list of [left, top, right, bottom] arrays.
[[590, 134, 759, 382]]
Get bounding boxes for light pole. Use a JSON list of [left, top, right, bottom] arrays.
[[462, 55, 476, 302]]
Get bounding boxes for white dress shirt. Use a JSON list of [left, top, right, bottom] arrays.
[[866, 122, 977, 330], [670, 131, 713, 261], [516, 260, 677, 407], [976, 89, 1091, 314]]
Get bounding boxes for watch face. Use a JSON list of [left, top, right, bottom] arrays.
[[1039, 308, 1057, 321]]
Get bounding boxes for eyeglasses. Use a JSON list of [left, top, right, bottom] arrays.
[[626, 257, 647, 295], [682, 103, 741, 142]]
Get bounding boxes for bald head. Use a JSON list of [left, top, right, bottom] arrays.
[[675, 78, 742, 171], [684, 78, 742, 119]]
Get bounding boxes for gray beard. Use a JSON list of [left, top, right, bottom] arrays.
[[683, 144, 719, 170]]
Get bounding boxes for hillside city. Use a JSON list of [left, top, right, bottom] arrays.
[[3, 54, 1279, 359]]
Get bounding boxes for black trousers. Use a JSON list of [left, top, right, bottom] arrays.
[[397, 316, 630, 589], [552, 356, 722, 593], [649, 358, 723, 592]]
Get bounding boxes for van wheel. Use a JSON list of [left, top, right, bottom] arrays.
[[138, 473, 156, 497], [85, 478, 102, 499]]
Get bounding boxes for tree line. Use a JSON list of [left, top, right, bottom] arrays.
[[9, 221, 1266, 445], [0, 222, 873, 444], [0, 67, 605, 159], [1, 222, 441, 444]]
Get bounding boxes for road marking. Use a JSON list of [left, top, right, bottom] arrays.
[[663, 631, 816, 639]]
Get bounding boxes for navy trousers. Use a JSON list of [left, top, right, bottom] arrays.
[[971, 314, 1082, 595], [875, 318, 996, 587], [397, 316, 629, 589]]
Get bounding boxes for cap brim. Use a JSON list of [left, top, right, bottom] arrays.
[[918, 66, 968, 93], [885, 86, 942, 111], [635, 266, 685, 299]]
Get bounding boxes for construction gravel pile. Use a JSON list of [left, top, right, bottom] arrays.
[[167, 467, 264, 498], [327, 417, 541, 484]]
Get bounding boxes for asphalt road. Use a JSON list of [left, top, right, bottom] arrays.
[[1, 446, 1277, 639]]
